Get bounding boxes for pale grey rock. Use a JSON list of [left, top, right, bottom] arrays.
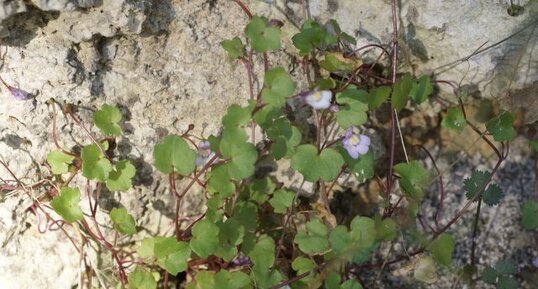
[[0, 0, 26, 21]]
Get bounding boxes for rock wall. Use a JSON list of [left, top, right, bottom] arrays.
[[0, 0, 536, 288]]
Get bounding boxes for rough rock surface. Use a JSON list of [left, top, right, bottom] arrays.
[[0, 0, 536, 288]]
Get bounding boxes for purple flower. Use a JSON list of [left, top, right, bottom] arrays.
[[329, 104, 340, 113], [533, 257, 538, 268], [304, 90, 332, 110], [231, 254, 251, 267], [342, 126, 370, 159], [195, 141, 216, 167], [8, 86, 29, 101]]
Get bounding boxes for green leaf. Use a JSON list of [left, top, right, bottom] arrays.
[[521, 200, 538, 230], [50, 187, 83, 223], [341, 280, 363, 289], [81, 144, 112, 181], [110, 207, 136, 235], [106, 160, 136, 192], [294, 217, 330, 254], [248, 234, 275, 269], [320, 53, 353, 72], [348, 216, 378, 263], [234, 201, 258, 233], [292, 256, 315, 274], [190, 219, 220, 258], [427, 233, 454, 266], [93, 104, 122, 136], [187, 271, 215, 289], [253, 105, 282, 129], [153, 135, 197, 175], [292, 20, 337, 54], [368, 86, 391, 109], [495, 259, 517, 275], [220, 136, 257, 179], [214, 270, 251, 289], [334, 87, 369, 129], [245, 16, 280, 53], [529, 139, 538, 151], [482, 183, 503, 206], [315, 77, 336, 90], [215, 218, 245, 262], [442, 107, 466, 133], [410, 75, 433, 104], [248, 178, 275, 204], [291, 145, 344, 182], [157, 241, 191, 275], [496, 276, 519, 289], [486, 111, 516, 142], [137, 238, 155, 258], [324, 272, 341, 289], [250, 266, 281, 289], [392, 73, 413, 112], [482, 265, 498, 284], [338, 146, 374, 183], [374, 215, 397, 241], [269, 189, 295, 214], [221, 37, 245, 59], [266, 118, 302, 159], [464, 170, 491, 200], [207, 164, 235, 198], [128, 267, 157, 289], [47, 151, 74, 175], [394, 161, 430, 201], [261, 67, 295, 108], [222, 104, 252, 128]]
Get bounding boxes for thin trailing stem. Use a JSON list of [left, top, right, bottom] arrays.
[[470, 198, 482, 266]]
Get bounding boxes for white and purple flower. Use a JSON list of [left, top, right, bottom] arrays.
[[195, 141, 216, 167], [342, 126, 370, 159], [8, 86, 29, 101], [533, 257, 538, 268], [304, 90, 332, 110]]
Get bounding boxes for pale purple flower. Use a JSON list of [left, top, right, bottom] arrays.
[[304, 90, 332, 110], [8, 86, 29, 101], [342, 126, 370, 159], [231, 254, 251, 266], [195, 141, 216, 167], [329, 104, 340, 113], [533, 257, 538, 268]]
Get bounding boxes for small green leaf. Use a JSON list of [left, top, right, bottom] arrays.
[[482, 265, 498, 284], [521, 200, 538, 230], [220, 37, 245, 59], [157, 240, 191, 275], [207, 164, 235, 198], [324, 272, 341, 289], [334, 87, 369, 129], [128, 267, 157, 289], [341, 280, 363, 289], [106, 160, 136, 192], [248, 234, 275, 269], [294, 218, 330, 254], [214, 270, 251, 289], [486, 111, 516, 142], [153, 135, 197, 175], [442, 107, 466, 133], [248, 177, 275, 204], [374, 215, 397, 241], [495, 259, 517, 275], [320, 53, 353, 72], [368, 86, 391, 109], [261, 67, 295, 108], [82, 144, 112, 181], [93, 104, 122, 136], [110, 207, 136, 235], [291, 145, 344, 182], [338, 146, 374, 183], [292, 20, 337, 54], [269, 189, 295, 214], [215, 218, 245, 262], [187, 271, 215, 289], [410, 75, 433, 104], [190, 219, 219, 258], [245, 16, 280, 53], [222, 104, 252, 128], [51, 187, 83, 223], [266, 118, 301, 159], [220, 136, 257, 179], [427, 233, 454, 266], [234, 201, 258, 233], [392, 73, 413, 112], [394, 161, 430, 201], [496, 276, 519, 289], [482, 183, 503, 206], [47, 150, 74, 175], [137, 238, 155, 258], [315, 77, 336, 90], [464, 170, 491, 200]]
